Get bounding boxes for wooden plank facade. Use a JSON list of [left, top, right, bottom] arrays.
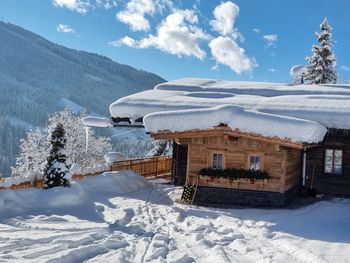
[[162, 127, 304, 206], [184, 135, 302, 193], [164, 127, 350, 206], [305, 129, 350, 196]]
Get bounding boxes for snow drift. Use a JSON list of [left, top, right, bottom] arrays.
[[0, 170, 151, 217]]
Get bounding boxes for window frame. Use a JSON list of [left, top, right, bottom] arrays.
[[208, 150, 226, 170], [323, 148, 343, 175], [247, 153, 264, 171]]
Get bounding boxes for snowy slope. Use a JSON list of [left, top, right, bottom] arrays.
[[0, 21, 165, 176], [0, 174, 349, 262]]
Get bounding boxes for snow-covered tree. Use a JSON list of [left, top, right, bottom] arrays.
[[304, 18, 337, 84], [43, 123, 70, 189], [11, 128, 49, 176], [146, 140, 173, 157], [48, 111, 112, 166], [13, 110, 112, 175]]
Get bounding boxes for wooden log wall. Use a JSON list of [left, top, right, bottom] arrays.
[[306, 134, 350, 196], [186, 135, 301, 193]]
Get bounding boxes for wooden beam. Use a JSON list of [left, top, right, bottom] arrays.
[[151, 127, 308, 149]]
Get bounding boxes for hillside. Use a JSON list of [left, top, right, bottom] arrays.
[[0, 22, 165, 176]]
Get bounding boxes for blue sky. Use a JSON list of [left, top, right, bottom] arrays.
[[1, 0, 350, 82]]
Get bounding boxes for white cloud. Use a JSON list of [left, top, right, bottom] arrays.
[[56, 24, 77, 34], [116, 0, 172, 32], [263, 34, 278, 48], [268, 68, 276, 72], [96, 0, 117, 9], [209, 36, 257, 74], [115, 9, 210, 59], [209, 1, 239, 38], [52, 0, 91, 14], [341, 65, 350, 71], [109, 36, 136, 47], [207, 1, 255, 74], [113, 1, 257, 74], [253, 28, 260, 33]]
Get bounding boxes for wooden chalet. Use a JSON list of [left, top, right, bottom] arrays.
[[153, 126, 306, 207], [109, 78, 350, 207]]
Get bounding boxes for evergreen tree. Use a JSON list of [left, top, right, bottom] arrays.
[[304, 18, 337, 84], [43, 123, 71, 189]]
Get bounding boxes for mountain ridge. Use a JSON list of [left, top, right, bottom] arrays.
[[0, 21, 165, 176]]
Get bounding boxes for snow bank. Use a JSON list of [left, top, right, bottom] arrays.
[[0, 170, 151, 216], [109, 78, 350, 130], [144, 105, 327, 143], [82, 116, 112, 128], [104, 152, 126, 164]]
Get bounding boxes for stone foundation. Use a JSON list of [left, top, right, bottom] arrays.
[[194, 186, 299, 208]]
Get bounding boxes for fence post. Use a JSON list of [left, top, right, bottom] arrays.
[[155, 157, 158, 177]]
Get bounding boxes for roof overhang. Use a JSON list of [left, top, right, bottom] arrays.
[[150, 126, 314, 149]]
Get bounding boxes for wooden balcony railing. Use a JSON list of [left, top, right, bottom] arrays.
[[111, 156, 173, 177], [0, 156, 173, 191]]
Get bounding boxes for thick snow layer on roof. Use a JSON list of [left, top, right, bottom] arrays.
[[144, 105, 327, 143], [110, 78, 350, 131], [155, 78, 350, 96], [104, 152, 126, 164], [82, 116, 112, 127]]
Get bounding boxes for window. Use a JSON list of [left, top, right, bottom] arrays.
[[212, 153, 223, 170], [324, 149, 343, 174], [249, 155, 261, 171]]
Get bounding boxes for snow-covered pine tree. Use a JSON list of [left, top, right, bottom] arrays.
[[43, 123, 71, 189], [304, 18, 337, 84]]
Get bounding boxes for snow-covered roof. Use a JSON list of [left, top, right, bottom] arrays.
[[109, 78, 350, 143], [144, 105, 327, 143]]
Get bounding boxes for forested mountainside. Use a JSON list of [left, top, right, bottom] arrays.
[[0, 22, 165, 176]]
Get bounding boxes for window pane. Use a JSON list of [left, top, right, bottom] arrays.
[[325, 149, 333, 158], [324, 163, 333, 173], [213, 154, 217, 169], [250, 155, 261, 171], [255, 156, 261, 170], [324, 149, 334, 173], [213, 153, 223, 170], [217, 154, 223, 169], [334, 164, 342, 174], [324, 149, 343, 174], [334, 150, 343, 174], [334, 150, 343, 163]]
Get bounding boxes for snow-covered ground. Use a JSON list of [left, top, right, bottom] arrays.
[[0, 172, 349, 262]]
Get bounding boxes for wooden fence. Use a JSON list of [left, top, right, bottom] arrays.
[[112, 156, 173, 177], [0, 156, 173, 191]]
